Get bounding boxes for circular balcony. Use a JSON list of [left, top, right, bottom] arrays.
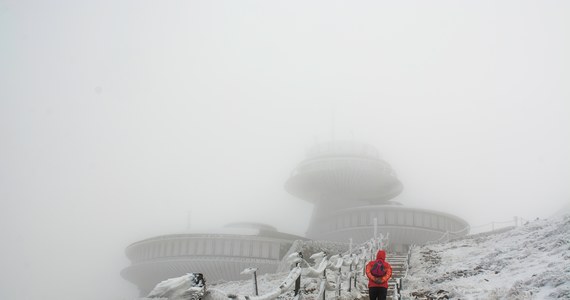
[[306, 141, 381, 160], [121, 224, 305, 295], [305, 205, 470, 251], [285, 156, 403, 203]]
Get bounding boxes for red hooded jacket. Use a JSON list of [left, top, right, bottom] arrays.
[[365, 250, 392, 288]]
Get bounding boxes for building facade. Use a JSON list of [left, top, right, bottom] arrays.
[[121, 223, 305, 295], [285, 141, 469, 252]]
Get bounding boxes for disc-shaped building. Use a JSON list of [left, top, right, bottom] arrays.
[[122, 140, 469, 294], [122, 223, 304, 295], [285, 141, 469, 252]]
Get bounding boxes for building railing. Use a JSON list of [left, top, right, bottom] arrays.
[[425, 216, 530, 245]]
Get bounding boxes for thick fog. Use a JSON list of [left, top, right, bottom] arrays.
[[1, 1, 569, 299]]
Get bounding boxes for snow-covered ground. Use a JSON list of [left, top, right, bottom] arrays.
[[141, 216, 570, 300], [403, 216, 570, 299]]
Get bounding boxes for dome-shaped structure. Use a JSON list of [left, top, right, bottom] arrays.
[[285, 141, 403, 204], [286, 141, 469, 252]]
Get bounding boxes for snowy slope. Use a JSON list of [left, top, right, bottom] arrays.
[[140, 216, 570, 300], [403, 216, 570, 299]]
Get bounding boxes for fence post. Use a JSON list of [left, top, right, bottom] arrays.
[[322, 268, 327, 300], [253, 269, 258, 296], [338, 268, 342, 297], [354, 267, 357, 289], [348, 238, 353, 293], [294, 252, 302, 296], [348, 260, 353, 292], [240, 267, 259, 296]]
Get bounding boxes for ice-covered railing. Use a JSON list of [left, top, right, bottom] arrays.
[[392, 245, 413, 300], [144, 234, 390, 300], [426, 216, 531, 245]]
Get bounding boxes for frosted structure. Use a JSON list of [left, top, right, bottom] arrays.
[[286, 141, 469, 252]]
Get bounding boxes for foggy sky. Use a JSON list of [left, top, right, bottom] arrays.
[[1, 1, 569, 299]]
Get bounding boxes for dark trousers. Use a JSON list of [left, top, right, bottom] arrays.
[[369, 287, 388, 300]]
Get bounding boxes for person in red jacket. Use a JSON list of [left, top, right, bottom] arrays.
[[365, 249, 393, 300]]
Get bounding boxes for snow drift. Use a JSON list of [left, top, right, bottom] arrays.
[[403, 215, 570, 299]]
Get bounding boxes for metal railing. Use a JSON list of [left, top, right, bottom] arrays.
[[425, 216, 530, 245]]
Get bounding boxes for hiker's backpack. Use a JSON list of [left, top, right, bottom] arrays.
[[370, 260, 386, 277]]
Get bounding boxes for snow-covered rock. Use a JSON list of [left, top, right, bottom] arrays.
[[145, 273, 205, 300], [403, 216, 570, 299]]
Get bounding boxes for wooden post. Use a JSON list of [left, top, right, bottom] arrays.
[[355, 266, 358, 289], [338, 268, 342, 297], [253, 270, 258, 296], [348, 260, 353, 292], [294, 252, 302, 296], [322, 268, 327, 300]]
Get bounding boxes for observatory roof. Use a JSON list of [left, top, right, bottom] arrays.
[[307, 141, 380, 160], [126, 222, 305, 248]]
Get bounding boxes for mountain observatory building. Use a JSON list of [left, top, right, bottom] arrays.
[[122, 141, 469, 295]]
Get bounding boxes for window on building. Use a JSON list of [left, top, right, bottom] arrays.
[[205, 240, 213, 254], [386, 211, 395, 225], [262, 242, 270, 258], [397, 212, 405, 225], [423, 214, 430, 228], [351, 213, 358, 227], [223, 240, 232, 256], [439, 217, 445, 230], [414, 212, 422, 227], [252, 241, 260, 257], [178, 240, 184, 256], [242, 241, 251, 257], [215, 239, 223, 255], [271, 243, 279, 259], [196, 240, 204, 255], [172, 241, 178, 256], [406, 212, 414, 226], [232, 240, 241, 256]]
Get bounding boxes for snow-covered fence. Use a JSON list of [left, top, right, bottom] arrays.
[[427, 216, 529, 245], [470, 216, 534, 234], [142, 224, 397, 300], [143, 238, 382, 300], [395, 244, 413, 298], [240, 268, 259, 296]]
